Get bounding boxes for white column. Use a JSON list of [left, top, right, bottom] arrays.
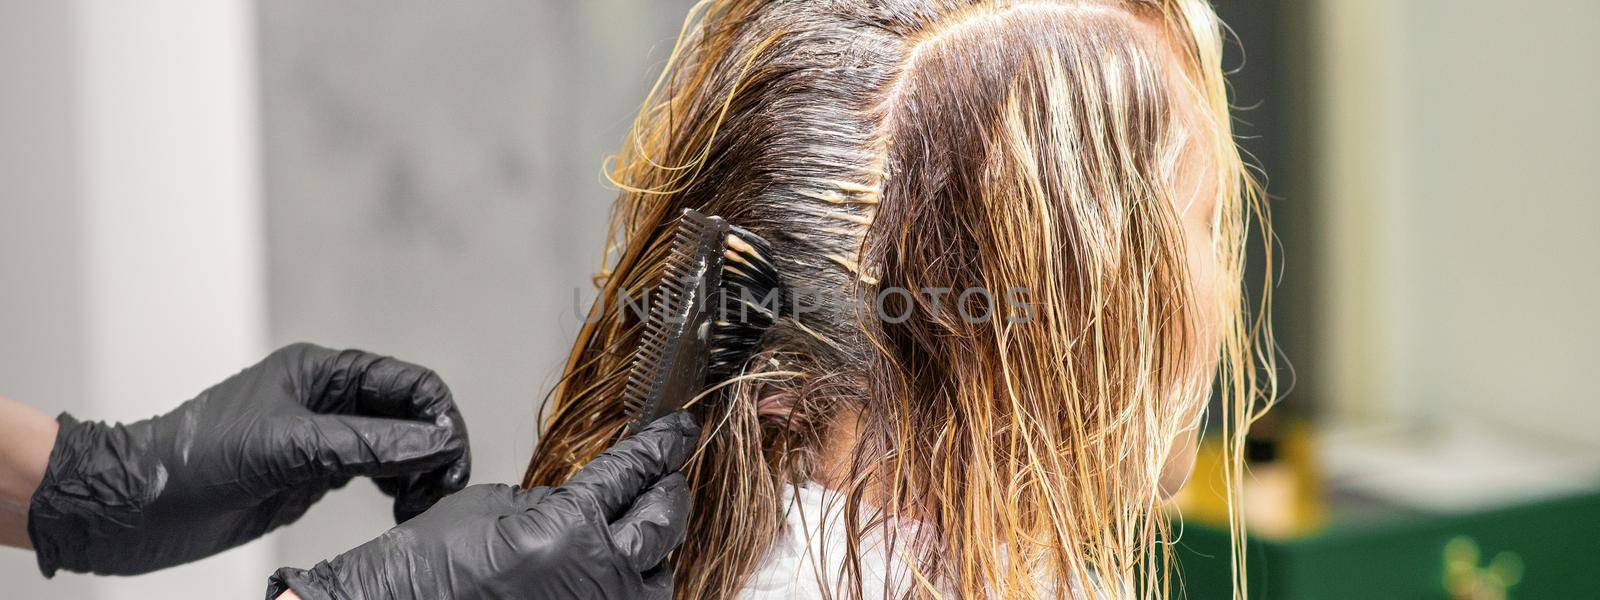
[[0, 0, 92, 593], [76, 1, 270, 598]]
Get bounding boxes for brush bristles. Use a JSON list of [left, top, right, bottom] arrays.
[[708, 225, 784, 382]]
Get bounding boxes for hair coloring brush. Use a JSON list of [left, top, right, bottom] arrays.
[[623, 208, 785, 433]]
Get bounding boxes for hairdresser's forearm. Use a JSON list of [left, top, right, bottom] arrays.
[[0, 395, 58, 549]]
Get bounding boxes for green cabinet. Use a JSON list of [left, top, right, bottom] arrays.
[[1171, 490, 1600, 599]]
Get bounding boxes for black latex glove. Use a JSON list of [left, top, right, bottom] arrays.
[[27, 342, 470, 577], [266, 412, 699, 600]]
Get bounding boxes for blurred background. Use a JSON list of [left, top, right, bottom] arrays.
[[0, 1, 1594, 598]]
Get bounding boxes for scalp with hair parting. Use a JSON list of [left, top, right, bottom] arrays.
[[523, 1, 1275, 598]]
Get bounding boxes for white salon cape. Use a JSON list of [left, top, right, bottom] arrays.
[[737, 481, 1112, 599]]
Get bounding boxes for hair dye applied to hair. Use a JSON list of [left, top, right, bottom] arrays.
[[523, 1, 1275, 598]]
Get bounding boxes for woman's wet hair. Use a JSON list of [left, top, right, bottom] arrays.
[[524, 1, 1274, 597]]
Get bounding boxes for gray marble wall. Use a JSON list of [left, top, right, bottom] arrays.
[[257, 0, 694, 565]]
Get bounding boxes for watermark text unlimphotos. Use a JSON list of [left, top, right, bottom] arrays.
[[572, 282, 1034, 325]]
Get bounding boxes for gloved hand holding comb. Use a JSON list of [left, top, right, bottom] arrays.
[[266, 412, 700, 600]]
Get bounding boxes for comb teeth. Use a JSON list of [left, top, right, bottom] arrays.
[[622, 209, 728, 431]]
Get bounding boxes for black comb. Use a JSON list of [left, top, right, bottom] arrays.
[[622, 209, 785, 433]]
